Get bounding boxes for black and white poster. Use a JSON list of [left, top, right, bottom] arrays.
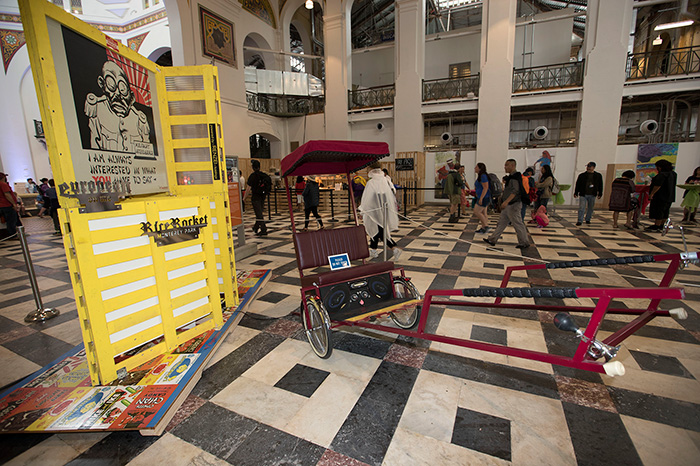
[[50, 21, 168, 195]]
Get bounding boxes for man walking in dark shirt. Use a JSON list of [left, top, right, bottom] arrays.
[[243, 159, 271, 236], [574, 161, 603, 226], [483, 159, 531, 249]]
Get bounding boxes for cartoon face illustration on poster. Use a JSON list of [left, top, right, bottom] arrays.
[[84, 61, 151, 154], [62, 27, 157, 159]]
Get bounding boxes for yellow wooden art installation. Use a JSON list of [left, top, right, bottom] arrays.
[[19, 0, 237, 384]]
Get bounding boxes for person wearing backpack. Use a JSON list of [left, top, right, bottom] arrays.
[[243, 159, 271, 236], [487, 171, 504, 210], [483, 159, 531, 249], [444, 163, 464, 223], [351, 174, 366, 207], [521, 167, 536, 220], [473, 163, 491, 233]]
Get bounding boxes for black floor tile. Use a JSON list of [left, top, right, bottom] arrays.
[[0, 432, 52, 463], [452, 407, 511, 461], [470, 325, 507, 346], [423, 351, 559, 399], [562, 401, 643, 466], [251, 259, 271, 266], [225, 421, 326, 466], [192, 332, 284, 400], [333, 332, 392, 359], [65, 431, 159, 466], [258, 291, 289, 303], [2, 332, 75, 367], [274, 364, 330, 398], [629, 350, 694, 379], [171, 402, 258, 459], [330, 396, 404, 466], [442, 255, 465, 270], [238, 313, 276, 331], [483, 262, 504, 269], [0, 285, 30, 295], [272, 275, 301, 286], [361, 361, 419, 408], [571, 270, 599, 278], [607, 386, 700, 432]]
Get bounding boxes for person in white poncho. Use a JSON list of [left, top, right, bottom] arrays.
[[359, 162, 402, 261]]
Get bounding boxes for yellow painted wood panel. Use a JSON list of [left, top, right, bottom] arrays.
[[106, 305, 162, 335]]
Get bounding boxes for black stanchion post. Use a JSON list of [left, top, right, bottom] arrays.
[[403, 186, 408, 218], [267, 192, 271, 221], [274, 188, 278, 215], [347, 189, 353, 222], [329, 189, 337, 222], [18, 226, 60, 322]]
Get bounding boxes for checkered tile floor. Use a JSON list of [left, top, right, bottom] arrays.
[[1, 207, 700, 465]]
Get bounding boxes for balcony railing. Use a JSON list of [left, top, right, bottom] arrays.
[[348, 84, 395, 110], [422, 74, 480, 101], [512, 61, 584, 93], [626, 45, 700, 80], [246, 93, 325, 117]]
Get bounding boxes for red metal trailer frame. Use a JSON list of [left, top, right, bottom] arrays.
[[280, 140, 693, 376]]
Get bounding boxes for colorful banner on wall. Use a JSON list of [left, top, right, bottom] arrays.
[[0, 29, 25, 73], [636, 143, 678, 184]]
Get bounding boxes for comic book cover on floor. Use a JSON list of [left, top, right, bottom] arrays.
[[0, 270, 270, 434]]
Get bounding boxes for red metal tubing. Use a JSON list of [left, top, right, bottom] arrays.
[[425, 300, 672, 316], [335, 319, 606, 374], [574, 287, 684, 300]]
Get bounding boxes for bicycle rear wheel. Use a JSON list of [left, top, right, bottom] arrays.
[[302, 296, 333, 358]]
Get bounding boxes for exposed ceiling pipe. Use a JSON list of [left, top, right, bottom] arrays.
[[681, 0, 698, 20], [633, 0, 676, 8], [310, 6, 324, 53], [428, 0, 448, 33]]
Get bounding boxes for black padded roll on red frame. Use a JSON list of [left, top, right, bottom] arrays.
[[545, 254, 655, 269], [461, 287, 579, 299]]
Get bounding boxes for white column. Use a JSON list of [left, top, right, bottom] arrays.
[[576, 0, 633, 171], [0, 49, 39, 183], [163, 0, 197, 66], [476, 0, 517, 171], [323, 2, 351, 140], [393, 0, 425, 153]]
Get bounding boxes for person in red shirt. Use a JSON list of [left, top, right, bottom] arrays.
[[0, 172, 20, 237]]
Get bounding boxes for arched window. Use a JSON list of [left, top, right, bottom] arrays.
[[290, 24, 305, 73], [250, 134, 271, 159], [155, 50, 172, 67]]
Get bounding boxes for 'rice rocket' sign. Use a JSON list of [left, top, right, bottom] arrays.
[[140, 215, 209, 246]]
